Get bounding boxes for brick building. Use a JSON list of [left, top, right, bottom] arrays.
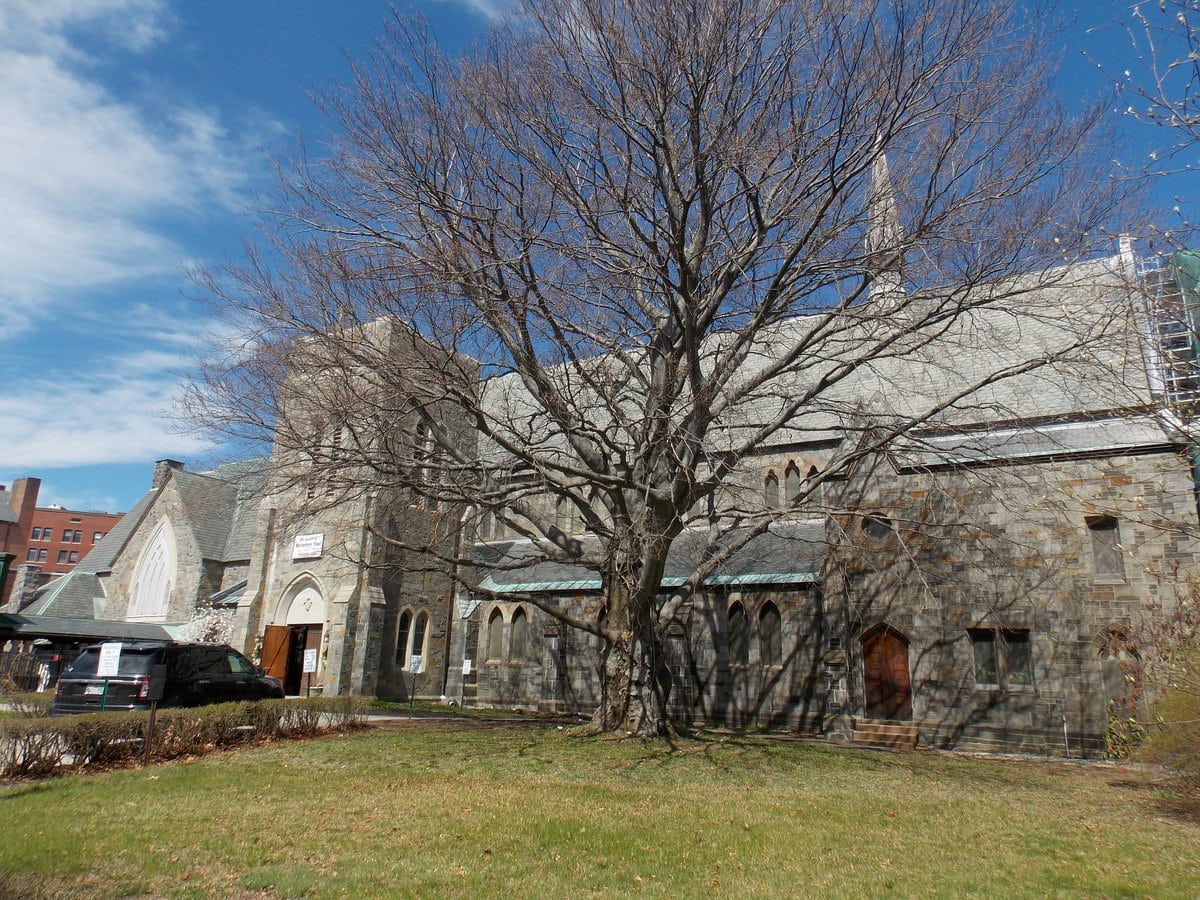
[[19, 506, 122, 581], [0, 477, 40, 606]]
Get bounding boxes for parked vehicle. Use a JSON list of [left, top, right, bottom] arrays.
[[49, 641, 284, 715]]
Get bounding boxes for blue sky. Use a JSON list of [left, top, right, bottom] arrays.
[[0, 0, 1192, 514]]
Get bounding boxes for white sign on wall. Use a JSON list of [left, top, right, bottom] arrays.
[[292, 533, 325, 560], [303, 648, 319, 674], [97, 642, 123, 677]]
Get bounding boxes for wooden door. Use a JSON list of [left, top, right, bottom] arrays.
[[262, 625, 290, 682], [862, 627, 912, 721]]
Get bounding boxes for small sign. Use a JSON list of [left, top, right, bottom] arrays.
[[303, 648, 319, 673], [462, 658, 472, 676], [145, 664, 167, 702], [292, 533, 325, 560], [409, 655, 423, 674], [96, 642, 123, 677]]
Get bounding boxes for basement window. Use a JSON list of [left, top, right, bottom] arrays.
[[969, 628, 1032, 689]]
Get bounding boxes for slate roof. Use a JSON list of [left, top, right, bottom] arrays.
[[475, 520, 825, 594], [0, 487, 18, 524], [73, 458, 266, 578], [475, 254, 1160, 465], [20, 570, 104, 619], [0, 613, 173, 642]]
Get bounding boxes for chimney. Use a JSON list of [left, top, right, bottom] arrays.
[[152, 459, 185, 489], [9, 477, 41, 527], [8, 564, 45, 613]]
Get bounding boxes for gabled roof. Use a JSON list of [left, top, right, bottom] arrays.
[[74, 458, 266, 575]]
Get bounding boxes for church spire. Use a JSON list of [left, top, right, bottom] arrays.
[[866, 150, 905, 305]]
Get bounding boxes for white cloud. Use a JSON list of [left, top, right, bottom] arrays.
[[0, 357, 214, 470], [0, 0, 254, 335]]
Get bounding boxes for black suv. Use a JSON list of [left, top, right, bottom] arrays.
[[49, 642, 284, 715]]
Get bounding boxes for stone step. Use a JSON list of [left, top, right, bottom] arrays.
[[851, 720, 919, 750]]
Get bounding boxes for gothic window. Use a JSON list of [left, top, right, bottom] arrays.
[[478, 510, 495, 542], [555, 497, 574, 534], [806, 465, 822, 508], [728, 602, 749, 666], [784, 463, 802, 505], [411, 611, 429, 666], [510, 607, 529, 661], [395, 610, 412, 665], [128, 519, 176, 621], [1088, 516, 1125, 580], [413, 421, 437, 509], [759, 602, 782, 666], [764, 472, 780, 508], [487, 608, 504, 661]]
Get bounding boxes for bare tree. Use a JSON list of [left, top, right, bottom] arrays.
[[186, 0, 1132, 734], [1119, 0, 1200, 162]]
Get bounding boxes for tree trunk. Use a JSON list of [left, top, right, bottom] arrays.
[[591, 551, 673, 735]]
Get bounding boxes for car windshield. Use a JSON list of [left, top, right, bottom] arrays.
[[64, 647, 158, 677]]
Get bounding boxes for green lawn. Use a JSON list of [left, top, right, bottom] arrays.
[[1, 722, 1196, 897]]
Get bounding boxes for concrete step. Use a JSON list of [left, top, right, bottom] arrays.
[[852, 720, 919, 750]]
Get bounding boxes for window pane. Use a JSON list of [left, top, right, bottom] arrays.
[[729, 604, 749, 666], [785, 466, 801, 504], [1088, 517, 1124, 578], [74, 530, 83, 543], [395, 611, 412, 664], [511, 609, 528, 660], [57, 550, 68, 563], [760, 603, 782, 666], [764, 474, 779, 508], [487, 611, 504, 660], [26, 548, 36, 561], [412, 613, 428, 660], [970, 630, 998, 684], [31, 527, 40, 540], [1003, 630, 1032, 685]]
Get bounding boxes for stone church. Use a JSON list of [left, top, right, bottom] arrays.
[[14, 226, 1200, 756]]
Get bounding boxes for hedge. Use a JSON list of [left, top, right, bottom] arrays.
[[0, 695, 370, 780]]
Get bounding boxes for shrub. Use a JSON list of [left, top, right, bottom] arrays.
[[0, 696, 372, 780], [2, 692, 54, 718], [1141, 642, 1200, 794]]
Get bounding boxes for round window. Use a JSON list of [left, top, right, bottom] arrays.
[[861, 514, 894, 542]]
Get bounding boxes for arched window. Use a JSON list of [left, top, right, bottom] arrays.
[[414, 421, 437, 509], [395, 610, 430, 669], [475, 513, 494, 542], [784, 463, 802, 505], [128, 519, 176, 621], [764, 473, 780, 508], [411, 611, 429, 665], [806, 465, 822, 508], [728, 603, 749, 666], [760, 602, 782, 666], [510, 607, 529, 661], [487, 608, 504, 661], [395, 610, 412, 664]]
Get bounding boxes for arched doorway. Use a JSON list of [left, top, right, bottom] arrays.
[[262, 583, 326, 696], [861, 625, 912, 721]]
